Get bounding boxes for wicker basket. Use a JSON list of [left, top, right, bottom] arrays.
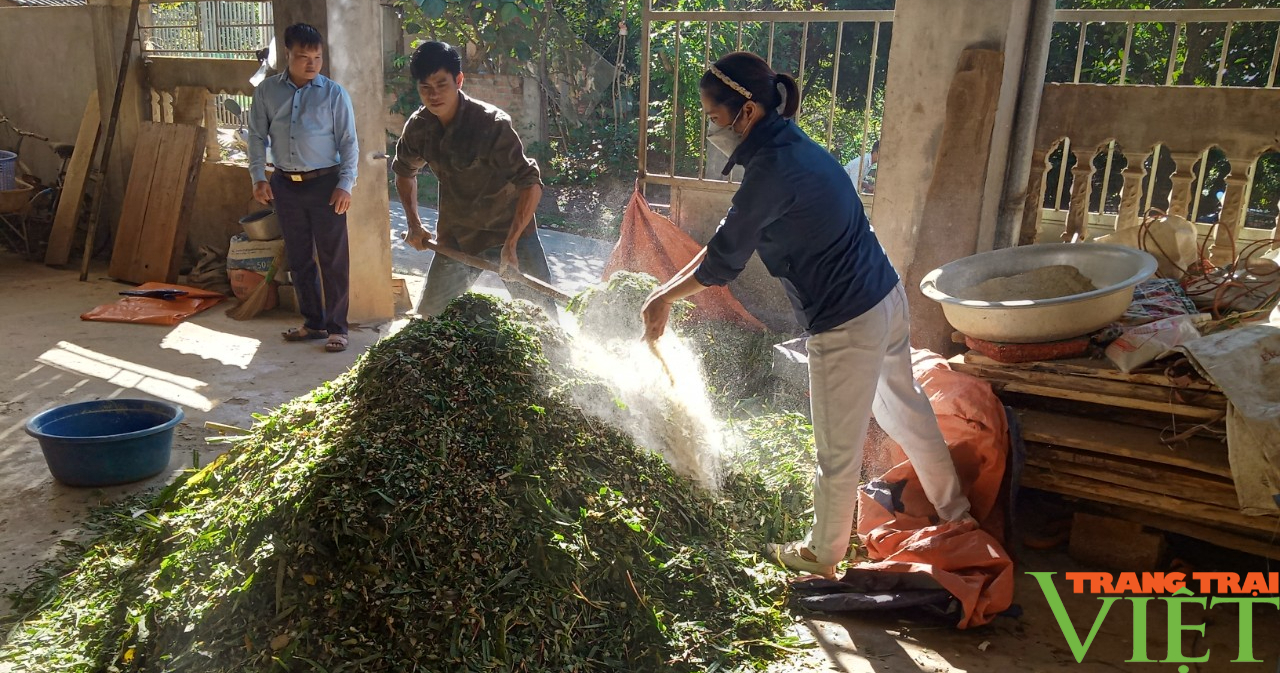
[[0, 180, 34, 215]]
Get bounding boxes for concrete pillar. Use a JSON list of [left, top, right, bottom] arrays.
[[873, 0, 1051, 354], [273, 0, 394, 324], [87, 0, 146, 239]]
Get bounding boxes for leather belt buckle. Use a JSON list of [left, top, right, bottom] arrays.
[[290, 173, 303, 182]]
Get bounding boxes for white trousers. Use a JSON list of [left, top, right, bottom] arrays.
[[803, 282, 971, 564]]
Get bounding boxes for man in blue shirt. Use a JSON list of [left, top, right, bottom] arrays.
[[248, 23, 359, 353]]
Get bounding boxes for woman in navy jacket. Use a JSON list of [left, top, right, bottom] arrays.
[[641, 51, 975, 579]]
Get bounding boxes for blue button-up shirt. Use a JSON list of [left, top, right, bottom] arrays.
[[694, 114, 899, 334], [248, 72, 358, 192]]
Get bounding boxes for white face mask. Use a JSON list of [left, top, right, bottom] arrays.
[[707, 108, 744, 157]]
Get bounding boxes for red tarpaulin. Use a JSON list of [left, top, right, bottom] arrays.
[[605, 187, 765, 330], [82, 282, 225, 326], [850, 350, 1015, 628]]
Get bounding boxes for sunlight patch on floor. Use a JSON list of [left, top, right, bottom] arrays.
[[36, 341, 214, 412], [160, 322, 261, 369]]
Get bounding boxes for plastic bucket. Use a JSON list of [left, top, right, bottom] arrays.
[[0, 151, 16, 191], [25, 399, 185, 487]]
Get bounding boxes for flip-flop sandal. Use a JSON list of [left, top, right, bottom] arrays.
[[325, 334, 348, 353], [283, 326, 327, 342]]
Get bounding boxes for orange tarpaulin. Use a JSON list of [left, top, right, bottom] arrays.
[[836, 350, 1015, 628], [606, 188, 765, 330], [81, 282, 226, 326]]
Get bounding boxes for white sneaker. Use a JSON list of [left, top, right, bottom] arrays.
[[764, 540, 837, 579]]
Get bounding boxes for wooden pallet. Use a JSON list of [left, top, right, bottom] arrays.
[[953, 351, 1278, 559]]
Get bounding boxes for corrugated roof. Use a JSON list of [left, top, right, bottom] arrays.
[[9, 0, 88, 6]]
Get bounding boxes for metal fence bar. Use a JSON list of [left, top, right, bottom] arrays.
[[1190, 149, 1209, 222], [1120, 21, 1134, 84], [702, 21, 712, 178], [1055, 8, 1280, 23], [1216, 21, 1233, 86], [1166, 21, 1183, 85], [670, 21, 681, 177], [826, 21, 844, 150], [766, 21, 775, 67], [141, 1, 271, 59], [860, 20, 881, 181], [1269, 27, 1280, 87], [645, 9, 892, 21], [798, 21, 809, 99], [637, 0, 652, 186], [737, 21, 743, 50]]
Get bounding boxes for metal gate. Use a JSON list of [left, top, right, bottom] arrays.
[[636, 3, 894, 202], [140, 1, 274, 59]]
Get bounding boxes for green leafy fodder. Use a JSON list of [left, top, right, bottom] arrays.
[[2, 294, 806, 672], [566, 270, 692, 343]]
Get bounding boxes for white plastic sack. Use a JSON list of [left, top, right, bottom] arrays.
[[1105, 313, 1206, 374], [1095, 214, 1198, 281]]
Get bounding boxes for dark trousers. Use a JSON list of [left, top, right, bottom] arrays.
[[271, 171, 350, 335]]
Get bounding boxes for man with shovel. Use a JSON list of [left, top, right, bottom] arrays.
[[392, 41, 558, 318]]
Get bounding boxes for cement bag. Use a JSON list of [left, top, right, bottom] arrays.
[[1105, 313, 1206, 373], [1095, 214, 1198, 281], [227, 233, 288, 273]]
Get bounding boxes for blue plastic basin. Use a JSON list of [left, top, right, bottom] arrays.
[[25, 399, 185, 487]]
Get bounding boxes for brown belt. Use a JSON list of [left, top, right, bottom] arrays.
[[277, 165, 339, 183]]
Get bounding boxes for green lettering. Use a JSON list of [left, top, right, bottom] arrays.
[[1209, 596, 1280, 663], [1162, 587, 1210, 663], [1126, 597, 1156, 662], [1028, 572, 1121, 663]]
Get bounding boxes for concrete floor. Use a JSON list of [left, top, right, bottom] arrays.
[[2, 213, 1278, 670]]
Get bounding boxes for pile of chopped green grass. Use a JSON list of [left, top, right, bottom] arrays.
[[1, 294, 813, 672], [566, 271, 692, 343]]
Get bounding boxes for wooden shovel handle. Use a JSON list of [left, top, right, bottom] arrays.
[[424, 240, 573, 304]]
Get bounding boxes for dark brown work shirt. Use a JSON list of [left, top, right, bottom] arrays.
[[392, 92, 542, 254]]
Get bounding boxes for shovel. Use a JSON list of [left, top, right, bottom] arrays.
[[421, 238, 573, 304]]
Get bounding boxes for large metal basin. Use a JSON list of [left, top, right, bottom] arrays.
[[919, 243, 1157, 343]]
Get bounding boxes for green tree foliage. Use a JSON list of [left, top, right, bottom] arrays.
[[644, 7, 892, 178], [387, 0, 1278, 220], [389, 0, 895, 183], [1045, 0, 1280, 224]]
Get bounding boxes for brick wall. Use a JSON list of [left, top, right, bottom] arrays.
[[463, 73, 544, 148]]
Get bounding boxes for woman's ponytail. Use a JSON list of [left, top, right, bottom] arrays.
[[774, 73, 800, 118]]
